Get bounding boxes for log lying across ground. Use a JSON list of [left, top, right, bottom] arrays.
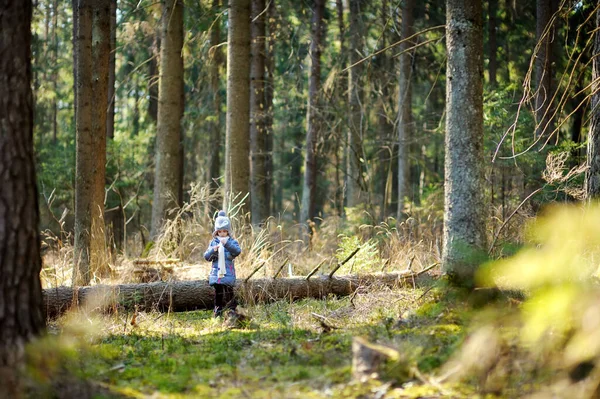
[[42, 270, 435, 319]]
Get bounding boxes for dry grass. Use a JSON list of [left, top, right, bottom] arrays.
[[40, 183, 453, 289]]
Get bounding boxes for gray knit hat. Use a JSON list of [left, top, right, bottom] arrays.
[[214, 210, 231, 234]]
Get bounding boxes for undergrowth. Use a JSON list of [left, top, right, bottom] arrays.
[[26, 283, 481, 399]]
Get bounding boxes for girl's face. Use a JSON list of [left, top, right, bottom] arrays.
[[216, 229, 229, 237]]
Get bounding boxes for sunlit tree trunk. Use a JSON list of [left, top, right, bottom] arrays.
[[396, 0, 415, 219], [443, 0, 486, 282], [300, 0, 325, 227], [224, 0, 251, 213], [586, 8, 600, 199], [74, 0, 111, 286], [208, 0, 223, 212], [0, 1, 45, 395], [250, 0, 269, 224], [150, 0, 184, 239]]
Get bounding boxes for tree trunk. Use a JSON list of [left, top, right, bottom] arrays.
[[264, 2, 275, 218], [148, 33, 160, 123], [0, 1, 45, 394], [51, 0, 59, 143], [250, 0, 269, 225], [488, 0, 498, 87], [443, 0, 486, 282], [224, 0, 251, 213], [42, 271, 431, 319], [535, 0, 555, 139], [74, 0, 111, 286], [376, 0, 392, 221], [346, 0, 364, 208], [396, 0, 415, 219], [208, 0, 223, 212], [300, 0, 325, 228], [335, 0, 346, 216], [586, 8, 600, 199], [150, 0, 184, 239], [106, 0, 116, 140]]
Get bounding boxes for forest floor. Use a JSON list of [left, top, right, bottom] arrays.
[[26, 273, 570, 399]]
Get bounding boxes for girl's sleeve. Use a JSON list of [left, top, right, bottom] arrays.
[[204, 241, 217, 261], [223, 238, 241, 257]]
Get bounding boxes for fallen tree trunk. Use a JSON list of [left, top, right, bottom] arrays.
[[42, 271, 434, 319]]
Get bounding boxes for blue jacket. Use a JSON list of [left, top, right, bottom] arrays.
[[204, 236, 241, 286]]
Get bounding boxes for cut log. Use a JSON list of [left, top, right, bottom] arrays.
[[42, 271, 435, 319]]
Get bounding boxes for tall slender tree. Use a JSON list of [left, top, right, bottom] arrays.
[[224, 0, 251, 213], [106, 0, 117, 140], [208, 0, 223, 211], [443, 0, 486, 282], [0, 1, 45, 394], [345, 0, 364, 208], [488, 0, 498, 87], [73, 0, 111, 286], [150, 0, 184, 239], [534, 0, 555, 138], [396, 0, 415, 219], [300, 0, 325, 227], [264, 1, 275, 217], [586, 8, 600, 199], [250, 0, 269, 224]]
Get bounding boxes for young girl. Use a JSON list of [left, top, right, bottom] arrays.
[[204, 210, 242, 317]]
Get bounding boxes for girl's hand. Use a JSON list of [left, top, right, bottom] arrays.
[[212, 245, 220, 251]]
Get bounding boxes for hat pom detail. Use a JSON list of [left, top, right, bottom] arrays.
[[217, 210, 227, 217]]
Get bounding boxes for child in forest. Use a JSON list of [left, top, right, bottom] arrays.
[[204, 210, 242, 317]]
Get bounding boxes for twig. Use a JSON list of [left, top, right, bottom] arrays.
[[415, 285, 434, 302], [328, 247, 361, 278], [407, 255, 415, 271], [488, 187, 543, 254], [272, 257, 289, 279], [311, 312, 338, 333], [380, 258, 390, 272], [415, 262, 438, 276], [306, 259, 327, 280], [245, 261, 266, 283]]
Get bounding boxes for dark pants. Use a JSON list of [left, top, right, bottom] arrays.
[[213, 284, 236, 316]]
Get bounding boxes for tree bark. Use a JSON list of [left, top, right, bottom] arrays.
[[250, 0, 269, 225], [346, 0, 364, 208], [106, 0, 116, 140], [300, 0, 325, 228], [335, 0, 346, 216], [443, 0, 486, 282], [488, 0, 498, 87], [148, 33, 160, 124], [74, 0, 111, 286], [51, 0, 59, 143], [264, 1, 275, 218], [225, 0, 252, 213], [0, 1, 45, 394], [150, 0, 184, 239], [396, 0, 415, 219], [535, 0, 555, 139], [586, 8, 600, 199], [42, 272, 431, 319], [208, 0, 223, 211]]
